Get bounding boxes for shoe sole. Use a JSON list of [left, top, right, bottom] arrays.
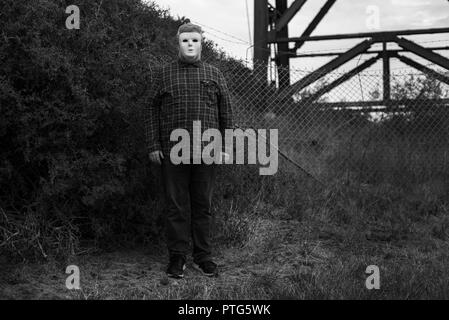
[[193, 263, 218, 277], [167, 264, 186, 279]]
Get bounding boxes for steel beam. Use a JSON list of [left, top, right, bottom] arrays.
[[294, 0, 337, 50], [393, 53, 449, 86], [254, 0, 270, 64], [270, 27, 449, 44], [382, 42, 391, 102], [281, 39, 374, 99], [275, 0, 291, 89], [275, 0, 307, 32], [394, 37, 449, 70], [306, 55, 381, 102], [292, 46, 449, 58]]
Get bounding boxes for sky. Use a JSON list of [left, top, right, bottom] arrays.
[[148, 0, 449, 74]]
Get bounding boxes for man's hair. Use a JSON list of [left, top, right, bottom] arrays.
[[176, 21, 203, 39]]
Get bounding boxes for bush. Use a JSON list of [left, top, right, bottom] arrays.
[[0, 0, 247, 261]]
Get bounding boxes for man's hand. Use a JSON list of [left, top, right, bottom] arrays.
[[149, 150, 164, 165]]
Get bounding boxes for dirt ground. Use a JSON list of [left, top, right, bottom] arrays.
[[0, 219, 336, 300], [2, 215, 449, 300]]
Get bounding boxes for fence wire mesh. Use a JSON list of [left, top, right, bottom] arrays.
[[148, 53, 449, 189]]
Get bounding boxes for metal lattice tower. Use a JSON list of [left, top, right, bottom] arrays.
[[254, 0, 449, 110]]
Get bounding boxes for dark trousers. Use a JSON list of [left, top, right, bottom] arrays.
[[161, 159, 217, 264]]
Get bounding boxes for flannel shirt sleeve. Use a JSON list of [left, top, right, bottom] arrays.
[[144, 66, 162, 154], [217, 70, 234, 133]]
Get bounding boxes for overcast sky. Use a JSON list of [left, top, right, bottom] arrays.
[[149, 0, 449, 73]]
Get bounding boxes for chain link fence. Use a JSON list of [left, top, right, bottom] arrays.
[[148, 53, 449, 189]]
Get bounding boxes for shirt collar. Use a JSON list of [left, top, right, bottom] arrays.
[[177, 58, 202, 68]]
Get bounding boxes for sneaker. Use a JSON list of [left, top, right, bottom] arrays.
[[166, 255, 186, 279], [194, 260, 218, 277]]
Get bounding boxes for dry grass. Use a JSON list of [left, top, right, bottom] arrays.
[[2, 115, 449, 300], [2, 169, 449, 300]]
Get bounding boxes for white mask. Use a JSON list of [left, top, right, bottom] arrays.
[[178, 32, 202, 63]]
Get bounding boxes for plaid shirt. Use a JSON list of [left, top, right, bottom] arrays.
[[144, 59, 234, 157]]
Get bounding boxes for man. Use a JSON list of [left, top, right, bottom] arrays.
[[144, 21, 234, 279]]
